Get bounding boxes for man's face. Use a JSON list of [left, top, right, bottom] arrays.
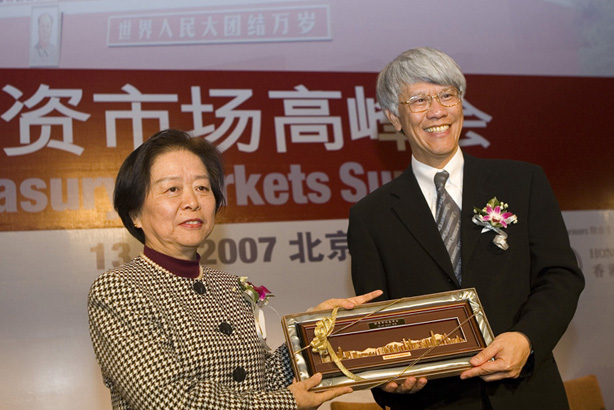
[[38, 14, 53, 45], [386, 82, 463, 168]]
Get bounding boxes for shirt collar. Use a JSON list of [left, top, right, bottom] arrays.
[[412, 149, 464, 188]]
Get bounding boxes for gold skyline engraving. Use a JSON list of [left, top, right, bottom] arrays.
[[321, 331, 465, 363]]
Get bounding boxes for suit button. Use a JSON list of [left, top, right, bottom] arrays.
[[232, 366, 246, 382], [193, 280, 206, 294], [219, 322, 233, 336]]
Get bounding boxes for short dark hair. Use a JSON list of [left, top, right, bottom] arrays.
[[114, 129, 226, 244]]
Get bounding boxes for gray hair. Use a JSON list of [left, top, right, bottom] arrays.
[[376, 47, 466, 116]]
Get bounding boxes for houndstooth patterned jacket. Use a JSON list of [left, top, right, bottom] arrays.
[[88, 255, 297, 409]]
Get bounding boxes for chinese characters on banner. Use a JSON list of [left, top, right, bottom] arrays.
[[1, 69, 612, 232], [107, 5, 331, 46]]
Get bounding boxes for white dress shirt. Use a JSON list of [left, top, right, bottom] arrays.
[[411, 149, 464, 219]]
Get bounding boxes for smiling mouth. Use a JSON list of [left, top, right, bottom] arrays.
[[424, 125, 450, 133], [182, 220, 202, 226]]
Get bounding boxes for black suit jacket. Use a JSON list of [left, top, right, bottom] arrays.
[[348, 153, 584, 410]]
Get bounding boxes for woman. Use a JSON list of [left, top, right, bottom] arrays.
[[88, 129, 379, 409]]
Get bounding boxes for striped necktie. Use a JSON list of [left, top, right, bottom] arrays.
[[434, 170, 462, 284]]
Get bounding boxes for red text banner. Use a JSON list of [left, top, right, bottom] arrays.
[[0, 68, 612, 231]]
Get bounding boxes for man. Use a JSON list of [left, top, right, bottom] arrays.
[[348, 47, 584, 409], [31, 12, 58, 66]]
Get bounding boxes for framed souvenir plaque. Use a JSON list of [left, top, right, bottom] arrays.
[[282, 288, 494, 391]]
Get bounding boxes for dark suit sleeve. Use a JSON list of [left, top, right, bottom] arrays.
[[348, 206, 390, 300], [508, 166, 584, 369]]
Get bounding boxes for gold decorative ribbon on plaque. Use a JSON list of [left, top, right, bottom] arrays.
[[309, 307, 366, 382]]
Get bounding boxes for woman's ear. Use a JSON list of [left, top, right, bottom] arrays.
[[131, 212, 142, 229]]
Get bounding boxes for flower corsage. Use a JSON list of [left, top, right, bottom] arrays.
[[472, 197, 518, 250], [238, 276, 274, 349], [239, 276, 273, 307]]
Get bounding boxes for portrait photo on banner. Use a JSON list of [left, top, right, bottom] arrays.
[[29, 6, 61, 68]]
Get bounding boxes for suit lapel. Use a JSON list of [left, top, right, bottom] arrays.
[[389, 167, 458, 283], [461, 154, 494, 277]]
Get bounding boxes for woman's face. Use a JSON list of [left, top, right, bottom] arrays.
[[132, 149, 217, 260]]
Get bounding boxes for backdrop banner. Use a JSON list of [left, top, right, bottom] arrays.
[[1, 68, 612, 232], [1, 68, 613, 409]]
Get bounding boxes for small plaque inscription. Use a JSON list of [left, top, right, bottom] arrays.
[[368, 319, 406, 329]]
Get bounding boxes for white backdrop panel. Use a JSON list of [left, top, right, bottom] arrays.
[[1, 211, 612, 409]]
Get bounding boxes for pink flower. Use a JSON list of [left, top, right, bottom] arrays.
[[253, 284, 271, 301], [482, 205, 515, 228], [472, 197, 518, 250], [239, 276, 273, 306]]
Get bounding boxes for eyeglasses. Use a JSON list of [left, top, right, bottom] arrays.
[[399, 88, 462, 113]]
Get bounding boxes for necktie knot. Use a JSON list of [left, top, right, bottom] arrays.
[[434, 170, 449, 192]]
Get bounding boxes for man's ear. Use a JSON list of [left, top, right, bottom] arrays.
[[384, 109, 403, 133]]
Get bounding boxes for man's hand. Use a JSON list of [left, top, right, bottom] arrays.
[[380, 376, 428, 394], [460, 331, 531, 382], [289, 373, 352, 410], [311, 289, 383, 311]]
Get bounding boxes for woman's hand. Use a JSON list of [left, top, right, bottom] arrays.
[[311, 289, 383, 311], [289, 373, 352, 410]]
